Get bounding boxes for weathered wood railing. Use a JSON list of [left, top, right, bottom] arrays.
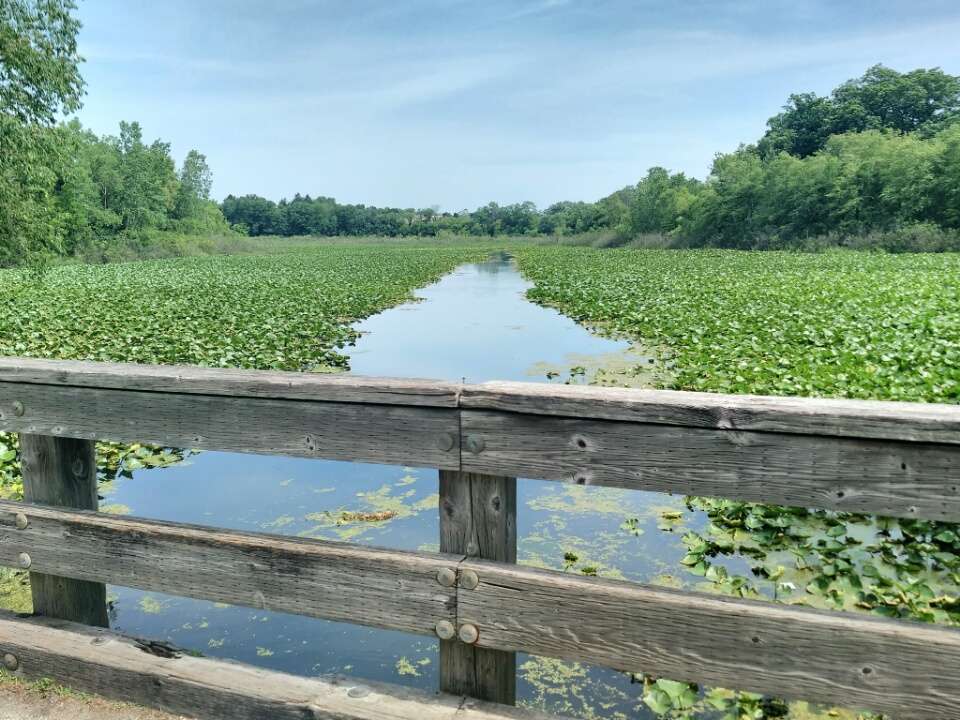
[[0, 357, 958, 719]]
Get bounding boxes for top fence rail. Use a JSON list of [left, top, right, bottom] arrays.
[[0, 356, 957, 520]]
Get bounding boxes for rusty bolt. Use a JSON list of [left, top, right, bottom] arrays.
[[435, 620, 456, 640], [464, 436, 485, 454], [14, 513, 28, 530], [437, 433, 456, 452], [460, 569, 479, 590], [436, 567, 457, 587], [17, 553, 30, 569], [11, 401, 23, 417], [2, 653, 18, 671], [458, 624, 480, 645]]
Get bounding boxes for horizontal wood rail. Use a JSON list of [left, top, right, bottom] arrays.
[[0, 611, 559, 720], [0, 357, 957, 519], [0, 501, 458, 636], [0, 356, 957, 720], [1, 500, 959, 717]]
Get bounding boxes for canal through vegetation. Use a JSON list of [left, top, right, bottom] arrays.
[[95, 255, 818, 718]]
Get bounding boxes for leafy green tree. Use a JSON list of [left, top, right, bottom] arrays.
[[0, 0, 84, 266], [173, 149, 213, 220], [930, 123, 960, 229], [759, 65, 960, 158]]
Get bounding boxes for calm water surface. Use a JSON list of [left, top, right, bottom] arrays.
[[103, 256, 709, 718]]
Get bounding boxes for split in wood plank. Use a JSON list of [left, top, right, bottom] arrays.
[[0, 383, 460, 469], [0, 356, 461, 406], [20, 434, 108, 628], [439, 471, 517, 704], [460, 409, 960, 521], [0, 500, 458, 637], [462, 380, 960, 445]]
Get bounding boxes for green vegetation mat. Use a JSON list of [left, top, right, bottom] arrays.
[[515, 247, 960, 402], [512, 246, 959, 718], [0, 245, 482, 370]]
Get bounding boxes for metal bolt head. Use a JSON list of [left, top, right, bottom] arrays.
[[436, 433, 456, 452], [11, 401, 23, 417], [458, 624, 480, 645], [435, 620, 456, 640], [14, 513, 28, 530], [464, 435, 485, 454], [347, 685, 370, 699], [436, 567, 457, 587], [460, 569, 479, 590], [2, 653, 18, 671], [17, 553, 30, 569]]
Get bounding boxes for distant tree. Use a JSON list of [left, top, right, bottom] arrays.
[[221, 194, 280, 235], [173, 149, 213, 220]]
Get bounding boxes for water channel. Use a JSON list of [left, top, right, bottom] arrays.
[[102, 255, 713, 718]]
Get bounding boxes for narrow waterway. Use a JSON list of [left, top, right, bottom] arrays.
[[101, 255, 707, 718]]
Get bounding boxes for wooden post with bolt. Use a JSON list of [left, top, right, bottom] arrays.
[[438, 469, 517, 704], [19, 434, 109, 627]]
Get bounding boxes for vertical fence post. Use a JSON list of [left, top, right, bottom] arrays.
[[19, 434, 109, 627], [439, 470, 517, 704]]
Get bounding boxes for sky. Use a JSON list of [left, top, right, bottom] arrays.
[[74, 0, 960, 211]]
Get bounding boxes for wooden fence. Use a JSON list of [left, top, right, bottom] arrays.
[[0, 357, 957, 719]]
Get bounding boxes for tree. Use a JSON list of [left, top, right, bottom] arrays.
[[0, 0, 84, 266], [759, 65, 960, 158], [173, 150, 213, 220], [0, 0, 84, 124]]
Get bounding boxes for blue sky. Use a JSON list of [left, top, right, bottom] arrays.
[[75, 0, 960, 210]]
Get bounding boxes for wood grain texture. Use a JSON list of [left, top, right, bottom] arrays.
[[458, 559, 960, 719], [0, 356, 460, 406], [463, 381, 960, 444], [20, 435, 108, 628], [439, 471, 517, 704], [0, 383, 460, 469], [0, 611, 563, 720], [0, 500, 457, 636], [460, 410, 960, 520]]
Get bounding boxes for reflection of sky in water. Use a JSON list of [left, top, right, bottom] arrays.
[[347, 255, 636, 383], [101, 257, 705, 718]]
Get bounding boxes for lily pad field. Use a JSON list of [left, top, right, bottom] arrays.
[[1, 242, 959, 720]]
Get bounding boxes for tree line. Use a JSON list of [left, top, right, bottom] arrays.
[[3, 1, 960, 264], [222, 64, 960, 251]]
